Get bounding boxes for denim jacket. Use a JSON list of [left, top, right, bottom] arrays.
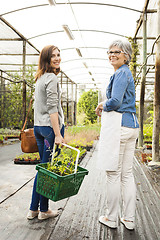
[[103, 64, 139, 128]]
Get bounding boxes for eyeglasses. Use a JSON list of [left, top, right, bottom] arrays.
[[107, 50, 126, 56]]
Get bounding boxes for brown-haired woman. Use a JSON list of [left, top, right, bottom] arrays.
[[27, 45, 64, 220]]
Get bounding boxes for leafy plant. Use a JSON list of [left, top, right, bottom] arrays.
[[46, 148, 76, 176], [68, 139, 93, 148], [128, 37, 140, 81], [0, 66, 35, 129], [0, 135, 3, 141], [145, 110, 153, 125], [15, 152, 40, 160], [44, 140, 86, 176], [143, 124, 153, 141], [0, 128, 20, 139], [64, 124, 100, 147], [77, 90, 98, 124], [146, 155, 152, 162]]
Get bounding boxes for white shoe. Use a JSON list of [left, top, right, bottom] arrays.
[[99, 216, 117, 229], [27, 210, 39, 220], [120, 218, 135, 230], [38, 209, 60, 220]]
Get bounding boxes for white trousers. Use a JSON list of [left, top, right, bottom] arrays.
[[106, 127, 139, 222]]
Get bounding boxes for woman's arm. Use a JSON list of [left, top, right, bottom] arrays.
[[46, 75, 64, 144], [50, 112, 64, 144], [103, 70, 129, 111]]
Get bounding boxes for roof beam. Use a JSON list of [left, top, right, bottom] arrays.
[[0, 38, 22, 41], [0, 2, 143, 17], [0, 16, 40, 53], [134, 0, 150, 38], [0, 54, 39, 56], [28, 29, 126, 40], [62, 57, 108, 64]]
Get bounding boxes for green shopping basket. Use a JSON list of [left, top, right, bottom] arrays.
[[36, 143, 89, 202]]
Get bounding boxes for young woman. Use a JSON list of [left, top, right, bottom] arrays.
[[27, 45, 64, 220], [96, 40, 139, 230]]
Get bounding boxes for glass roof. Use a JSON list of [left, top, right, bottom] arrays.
[[0, 0, 146, 90]]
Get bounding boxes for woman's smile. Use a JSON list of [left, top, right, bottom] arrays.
[[51, 48, 61, 69], [108, 46, 127, 71]]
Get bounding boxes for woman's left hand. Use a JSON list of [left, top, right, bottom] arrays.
[[55, 135, 64, 145], [95, 102, 103, 117]]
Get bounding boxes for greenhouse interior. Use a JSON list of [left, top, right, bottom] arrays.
[[0, 0, 160, 239], [1, 0, 160, 161]]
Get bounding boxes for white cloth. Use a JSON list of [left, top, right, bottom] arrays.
[[97, 111, 122, 171]]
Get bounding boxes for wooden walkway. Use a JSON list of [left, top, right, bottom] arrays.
[[0, 141, 160, 240]]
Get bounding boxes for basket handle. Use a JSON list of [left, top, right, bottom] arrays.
[[51, 143, 80, 173]]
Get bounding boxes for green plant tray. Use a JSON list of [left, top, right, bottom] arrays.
[[36, 163, 89, 202]]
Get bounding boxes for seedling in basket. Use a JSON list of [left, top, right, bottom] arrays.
[[36, 142, 88, 201], [44, 140, 80, 176]]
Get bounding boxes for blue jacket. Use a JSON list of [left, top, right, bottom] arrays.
[[103, 64, 139, 128]]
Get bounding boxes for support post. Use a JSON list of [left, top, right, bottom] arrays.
[[138, 12, 147, 147], [74, 84, 77, 125], [60, 72, 63, 109], [0, 71, 4, 128], [133, 38, 137, 82], [150, 0, 160, 165], [71, 82, 74, 125], [61, 71, 63, 88], [67, 78, 69, 124], [22, 40, 26, 126], [97, 90, 101, 124]]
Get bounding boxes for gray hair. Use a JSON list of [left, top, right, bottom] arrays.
[[108, 40, 132, 65]]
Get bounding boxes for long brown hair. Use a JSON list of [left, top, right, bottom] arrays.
[[35, 45, 60, 81]]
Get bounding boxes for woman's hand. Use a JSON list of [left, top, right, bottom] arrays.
[[55, 135, 64, 145], [95, 102, 103, 117]]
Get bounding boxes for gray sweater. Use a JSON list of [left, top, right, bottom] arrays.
[[34, 73, 64, 129]]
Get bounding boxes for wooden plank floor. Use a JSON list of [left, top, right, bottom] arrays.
[[0, 142, 160, 240]]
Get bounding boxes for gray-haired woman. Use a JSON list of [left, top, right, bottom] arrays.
[[95, 40, 139, 230]]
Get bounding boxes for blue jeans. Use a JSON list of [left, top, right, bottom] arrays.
[[29, 125, 64, 212]]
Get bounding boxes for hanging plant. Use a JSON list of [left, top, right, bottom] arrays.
[[128, 37, 140, 81]]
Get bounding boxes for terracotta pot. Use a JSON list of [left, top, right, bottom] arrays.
[[146, 144, 152, 150], [144, 141, 152, 144], [141, 153, 152, 162]]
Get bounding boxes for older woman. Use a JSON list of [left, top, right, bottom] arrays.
[[96, 40, 139, 230]]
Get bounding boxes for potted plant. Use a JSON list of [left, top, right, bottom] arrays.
[[14, 152, 40, 164], [141, 153, 152, 163]]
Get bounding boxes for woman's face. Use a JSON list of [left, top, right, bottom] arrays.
[[50, 48, 61, 69], [108, 46, 128, 71]]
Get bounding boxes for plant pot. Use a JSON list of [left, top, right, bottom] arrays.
[[141, 153, 152, 163], [14, 157, 40, 164], [14, 158, 27, 164], [30, 158, 40, 164], [144, 140, 152, 144], [146, 144, 152, 150]]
